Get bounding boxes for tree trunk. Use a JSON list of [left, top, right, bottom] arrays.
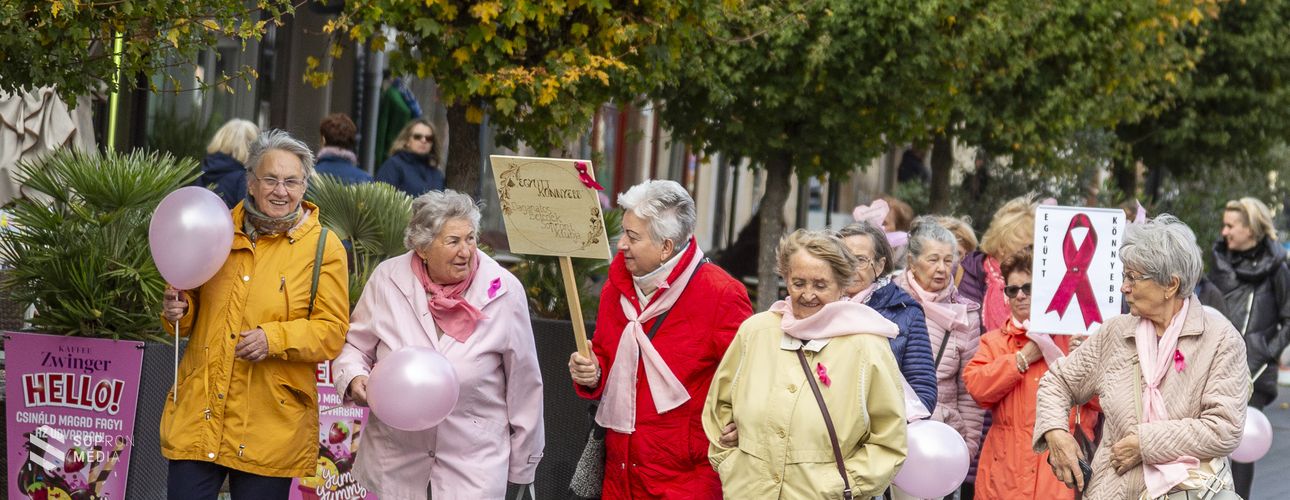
[[445, 103, 481, 197], [756, 151, 793, 310], [1111, 157, 1137, 201], [1143, 162, 1166, 204], [929, 132, 954, 213]]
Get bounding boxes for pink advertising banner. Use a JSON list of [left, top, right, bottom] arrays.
[[290, 361, 377, 500], [4, 332, 144, 500]]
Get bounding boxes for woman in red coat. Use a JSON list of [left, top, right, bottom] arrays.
[[963, 247, 1099, 500], [568, 180, 753, 499]]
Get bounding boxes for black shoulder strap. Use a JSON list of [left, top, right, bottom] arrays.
[[934, 329, 951, 369], [796, 348, 853, 500], [307, 227, 328, 319], [643, 260, 705, 339]]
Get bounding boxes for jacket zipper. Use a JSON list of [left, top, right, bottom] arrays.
[[1241, 292, 1255, 336]]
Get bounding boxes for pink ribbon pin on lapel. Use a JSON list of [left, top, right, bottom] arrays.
[[487, 278, 501, 299]]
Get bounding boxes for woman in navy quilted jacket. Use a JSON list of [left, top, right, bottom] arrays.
[[839, 220, 938, 413]]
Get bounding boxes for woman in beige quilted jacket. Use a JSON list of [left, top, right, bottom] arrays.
[[1034, 215, 1248, 500]]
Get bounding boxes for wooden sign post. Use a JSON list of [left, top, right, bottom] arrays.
[[490, 155, 610, 358], [1029, 205, 1126, 335]]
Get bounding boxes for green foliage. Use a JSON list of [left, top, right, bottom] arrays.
[[1116, 0, 1290, 182], [511, 209, 622, 320], [0, 1, 292, 103], [0, 149, 199, 342], [306, 175, 413, 308], [148, 108, 222, 162], [330, 0, 719, 151]]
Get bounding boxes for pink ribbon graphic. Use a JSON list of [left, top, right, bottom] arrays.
[[1045, 214, 1103, 328], [574, 161, 604, 191]]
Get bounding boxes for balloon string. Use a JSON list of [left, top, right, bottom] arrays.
[[173, 320, 179, 403]]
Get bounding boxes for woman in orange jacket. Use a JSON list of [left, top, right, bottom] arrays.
[[964, 247, 1099, 500]]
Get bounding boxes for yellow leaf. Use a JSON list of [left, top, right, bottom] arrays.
[[470, 1, 503, 24], [51, 0, 62, 17], [329, 43, 345, 59], [1187, 7, 1203, 26], [200, 19, 220, 32], [166, 29, 181, 48], [452, 46, 472, 64], [370, 36, 386, 52], [466, 106, 484, 124], [1164, 71, 1177, 84]]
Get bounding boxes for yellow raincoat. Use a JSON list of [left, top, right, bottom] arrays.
[[160, 201, 349, 477]]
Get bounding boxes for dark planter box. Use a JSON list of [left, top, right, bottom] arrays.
[[531, 317, 595, 499]]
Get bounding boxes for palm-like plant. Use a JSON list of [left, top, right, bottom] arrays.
[[0, 149, 199, 342], [510, 208, 621, 321], [306, 175, 413, 308]]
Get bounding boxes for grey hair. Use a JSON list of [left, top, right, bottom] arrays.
[[617, 180, 696, 245], [837, 221, 895, 276], [1121, 214, 1202, 297], [907, 216, 960, 261], [245, 129, 316, 179], [404, 190, 483, 251]]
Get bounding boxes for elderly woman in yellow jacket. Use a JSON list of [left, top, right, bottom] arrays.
[[160, 130, 349, 500], [704, 229, 906, 499]]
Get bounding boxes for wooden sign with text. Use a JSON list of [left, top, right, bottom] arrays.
[[1029, 205, 1125, 335], [491, 155, 609, 357], [492, 155, 610, 260]]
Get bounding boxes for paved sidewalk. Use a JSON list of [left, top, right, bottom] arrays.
[[1250, 388, 1290, 499]]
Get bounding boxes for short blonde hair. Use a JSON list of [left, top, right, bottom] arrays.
[[933, 215, 978, 255], [206, 119, 259, 164], [776, 229, 858, 290], [980, 194, 1038, 259], [1225, 197, 1278, 242]]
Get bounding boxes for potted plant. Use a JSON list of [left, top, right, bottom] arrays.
[[0, 148, 200, 498], [305, 174, 413, 308]]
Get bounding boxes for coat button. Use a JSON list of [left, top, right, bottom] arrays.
[[777, 429, 786, 438], [772, 473, 780, 483], [217, 393, 224, 399], [207, 452, 215, 459], [788, 384, 797, 393], [242, 275, 250, 282]]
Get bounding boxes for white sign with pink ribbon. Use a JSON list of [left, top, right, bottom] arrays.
[[1030, 205, 1126, 335]]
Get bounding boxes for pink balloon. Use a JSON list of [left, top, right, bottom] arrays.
[[367, 346, 460, 431], [892, 420, 970, 498], [1232, 407, 1273, 463], [149, 187, 235, 290]]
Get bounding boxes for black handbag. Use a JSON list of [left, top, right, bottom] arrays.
[[568, 307, 674, 499]]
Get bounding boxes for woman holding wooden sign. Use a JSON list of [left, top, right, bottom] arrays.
[[1037, 215, 1247, 500], [894, 218, 987, 480], [332, 190, 545, 499], [567, 180, 753, 499], [964, 246, 1099, 500]]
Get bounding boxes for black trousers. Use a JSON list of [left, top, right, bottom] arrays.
[[168, 460, 292, 500]]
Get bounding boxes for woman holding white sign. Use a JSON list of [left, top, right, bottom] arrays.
[[964, 246, 1099, 500], [1036, 215, 1247, 499], [895, 218, 987, 481]]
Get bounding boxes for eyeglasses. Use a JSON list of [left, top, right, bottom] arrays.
[[410, 133, 433, 142], [252, 174, 307, 193], [1122, 270, 1152, 287], [1004, 283, 1032, 298], [853, 255, 874, 268]]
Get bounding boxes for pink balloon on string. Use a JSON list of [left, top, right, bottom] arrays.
[[367, 346, 460, 431], [1232, 407, 1273, 463], [892, 420, 970, 498], [149, 187, 234, 290]]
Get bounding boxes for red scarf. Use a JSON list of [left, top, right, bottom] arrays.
[[411, 252, 485, 343]]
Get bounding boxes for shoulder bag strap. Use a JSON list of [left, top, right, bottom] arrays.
[[934, 328, 952, 369], [796, 348, 853, 500], [308, 227, 328, 319], [642, 260, 702, 340]]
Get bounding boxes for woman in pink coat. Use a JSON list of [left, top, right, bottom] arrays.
[[332, 190, 544, 499]]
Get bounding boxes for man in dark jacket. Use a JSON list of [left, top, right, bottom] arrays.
[[1208, 197, 1290, 498]]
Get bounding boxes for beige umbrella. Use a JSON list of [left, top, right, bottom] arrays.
[[0, 87, 96, 204]]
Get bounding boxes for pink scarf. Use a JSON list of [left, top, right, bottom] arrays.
[[900, 270, 969, 340], [411, 252, 484, 343], [596, 241, 705, 433], [982, 256, 1010, 332], [848, 281, 881, 305], [1010, 317, 1065, 366], [770, 299, 898, 340], [1136, 297, 1198, 498]]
